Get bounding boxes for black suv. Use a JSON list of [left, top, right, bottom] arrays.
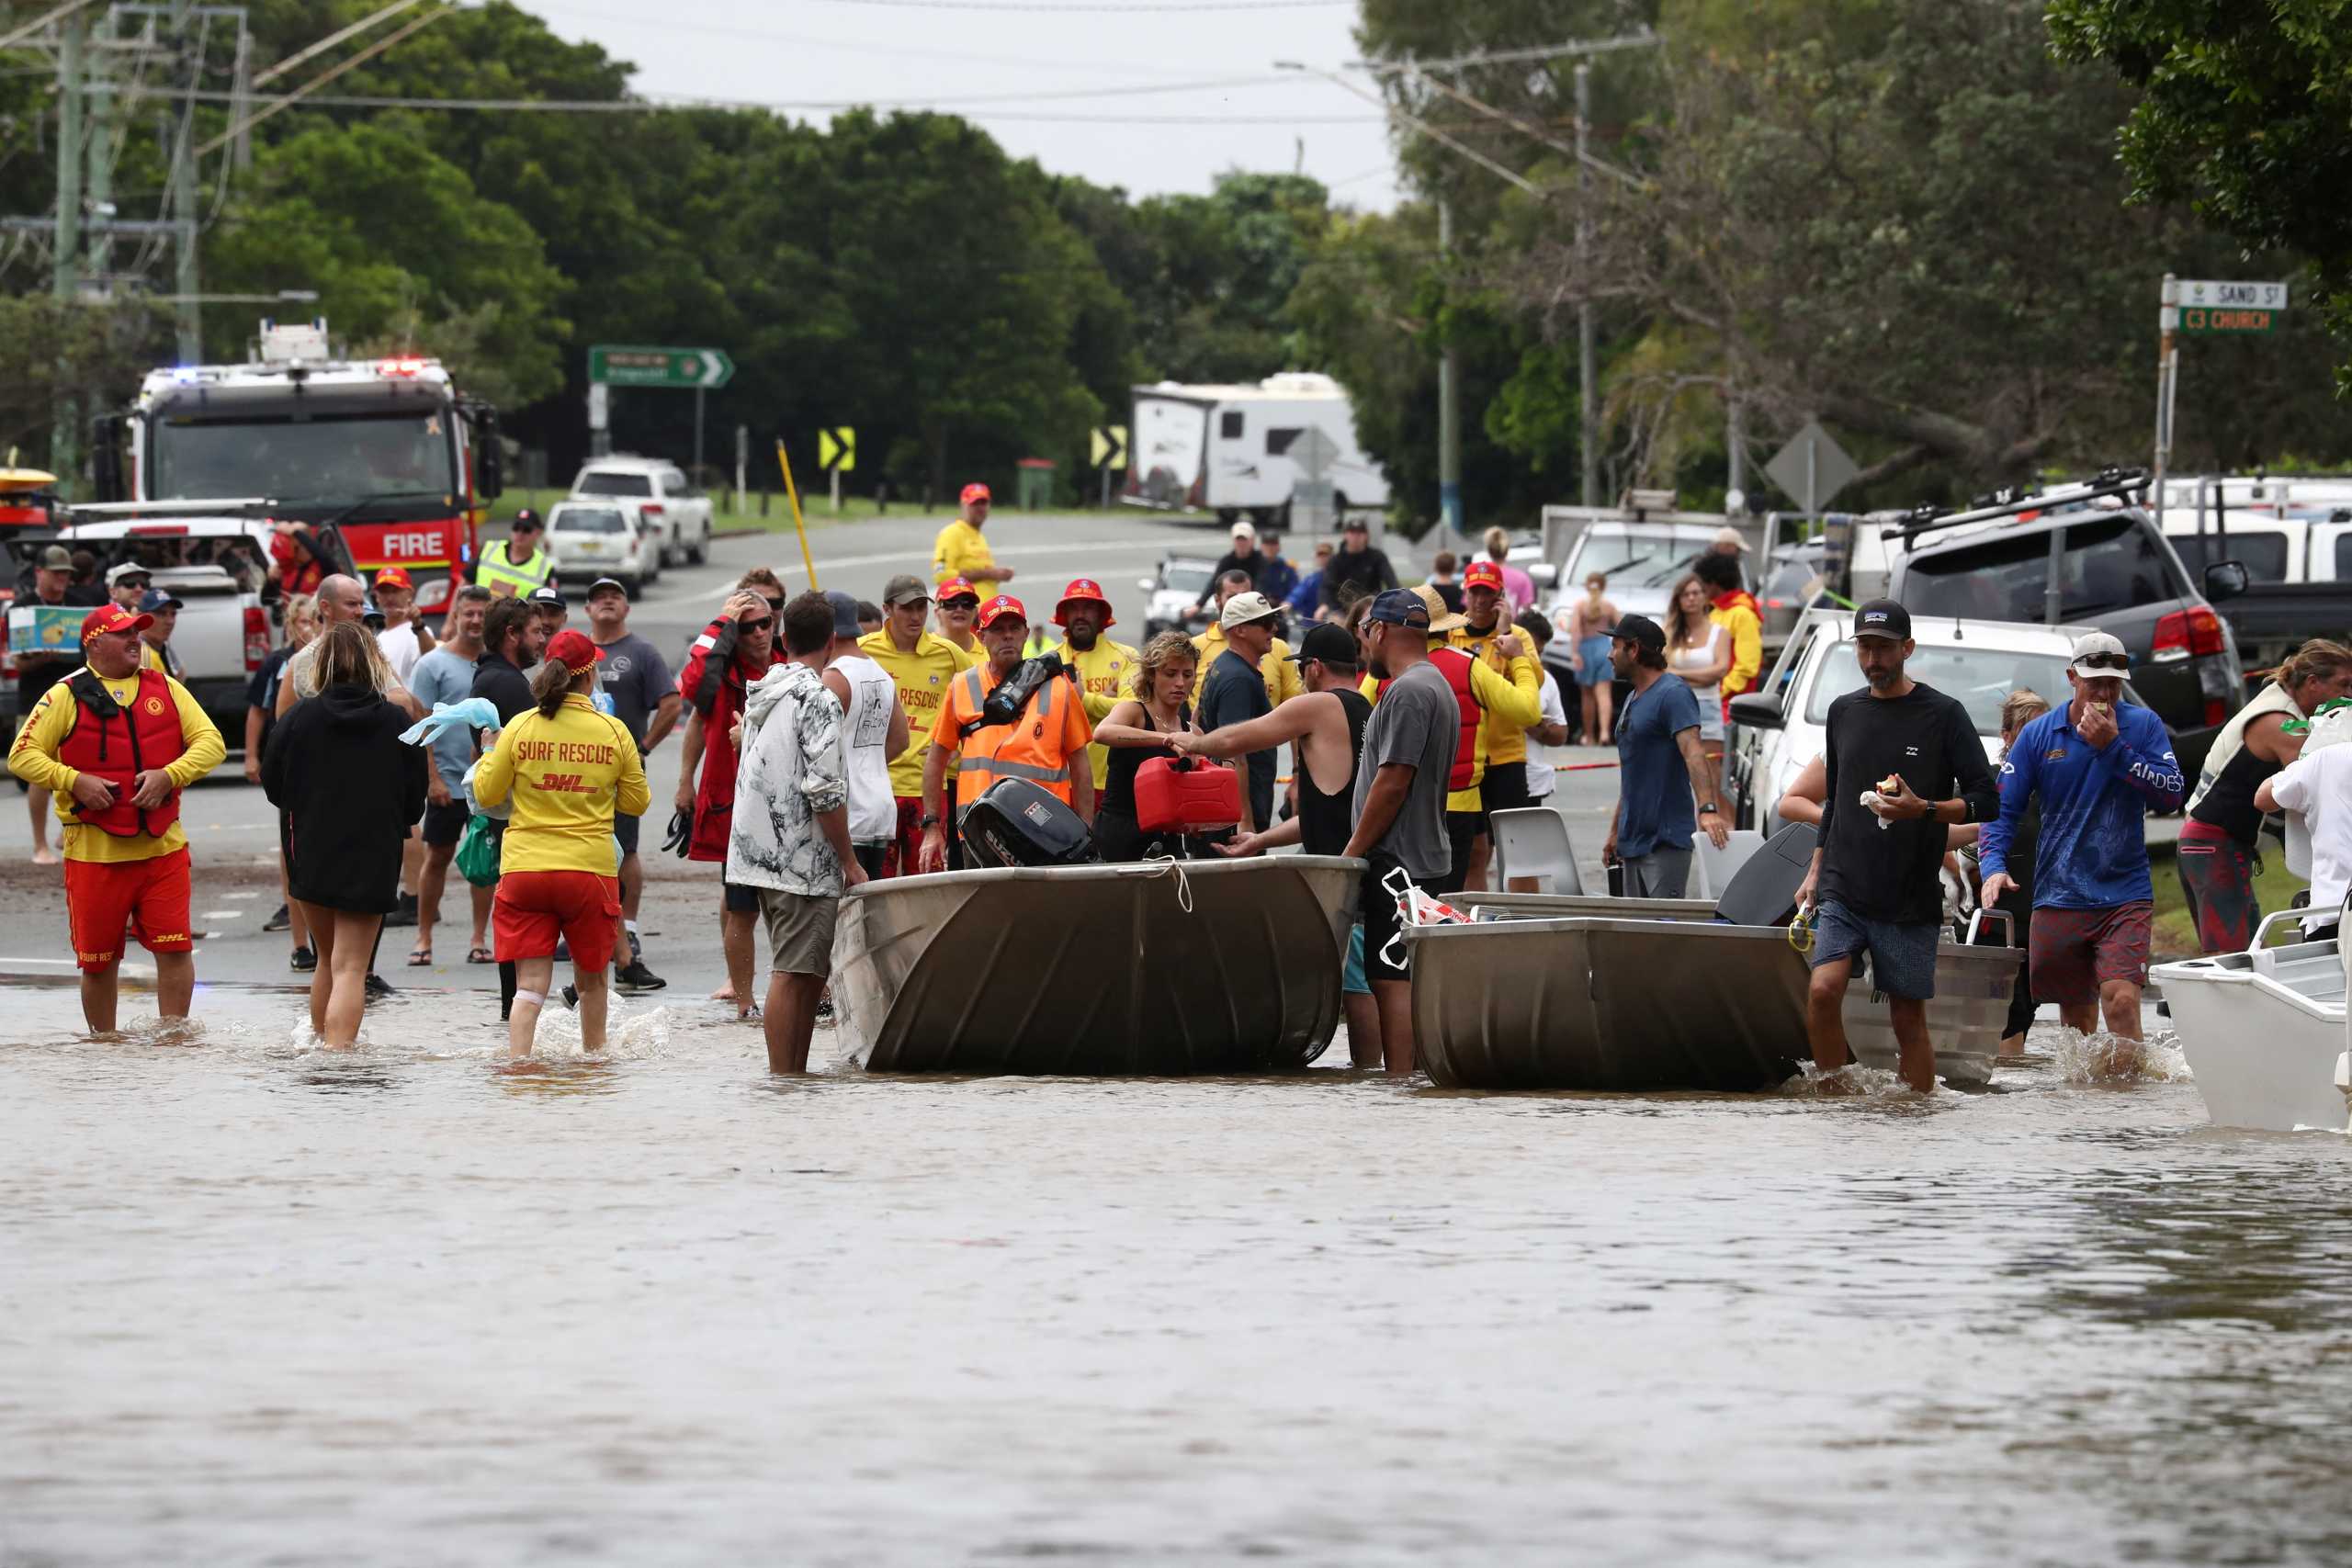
[[1886, 492, 2247, 780]]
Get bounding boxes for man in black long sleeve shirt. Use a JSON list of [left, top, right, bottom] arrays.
[[1194, 520, 1262, 607], [1792, 601, 2002, 1092], [1318, 518, 1398, 616]]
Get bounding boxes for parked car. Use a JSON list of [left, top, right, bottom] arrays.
[[1886, 497, 2245, 781], [570, 456, 711, 569], [545, 498, 661, 596], [1726, 609, 2100, 832], [1539, 518, 1751, 694], [2158, 502, 2352, 687], [1137, 554, 1222, 640]]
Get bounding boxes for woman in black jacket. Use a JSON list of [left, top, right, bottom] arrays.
[[263, 622, 429, 1047]]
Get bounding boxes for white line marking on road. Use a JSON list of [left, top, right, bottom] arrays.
[[703, 538, 1176, 598], [202, 909, 243, 920], [225, 890, 262, 900]]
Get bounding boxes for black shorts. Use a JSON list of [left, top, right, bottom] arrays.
[[1362, 854, 1411, 986], [1436, 811, 1481, 895], [1480, 761, 1530, 817], [854, 841, 887, 878], [613, 810, 640, 858], [724, 880, 760, 914], [422, 797, 470, 848]]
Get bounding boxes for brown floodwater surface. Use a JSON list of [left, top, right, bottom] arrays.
[[4, 982, 2350, 1564]]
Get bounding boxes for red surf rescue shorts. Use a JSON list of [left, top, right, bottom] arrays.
[[492, 870, 622, 969], [64, 848, 194, 971], [2028, 898, 2153, 1008]]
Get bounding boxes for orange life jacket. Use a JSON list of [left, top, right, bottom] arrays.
[[1378, 648, 1480, 792], [56, 668, 187, 838]]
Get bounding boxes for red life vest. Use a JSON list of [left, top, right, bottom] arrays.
[[1378, 648, 1481, 792], [56, 668, 187, 838]]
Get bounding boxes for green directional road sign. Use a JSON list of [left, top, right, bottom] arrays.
[[587, 344, 735, 389]]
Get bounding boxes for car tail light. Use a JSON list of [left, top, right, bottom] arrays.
[[243, 606, 269, 671], [2205, 696, 2228, 727], [639, 503, 663, 517], [2154, 605, 2226, 662]]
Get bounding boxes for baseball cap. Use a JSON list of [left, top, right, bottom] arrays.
[[1363, 588, 1430, 630], [1342, 516, 1369, 532], [1411, 583, 1468, 635], [586, 575, 629, 601], [1288, 621, 1359, 668], [824, 589, 863, 640], [103, 559, 147, 583], [136, 587, 184, 615], [545, 628, 604, 675], [1463, 560, 1506, 592], [374, 566, 413, 592], [1712, 525, 1748, 553], [1230, 518, 1257, 540], [1054, 578, 1114, 627], [977, 593, 1026, 628], [36, 545, 73, 571], [960, 482, 992, 507], [360, 593, 387, 628], [936, 577, 979, 605], [1219, 590, 1281, 631], [1609, 614, 1666, 652], [1852, 599, 1911, 641], [512, 508, 543, 531], [2068, 630, 2131, 675], [527, 584, 564, 609], [883, 573, 932, 607], [81, 604, 152, 643]]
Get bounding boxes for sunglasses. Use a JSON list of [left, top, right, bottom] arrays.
[[763, 598, 786, 615], [2075, 654, 2130, 671], [941, 598, 980, 612], [743, 616, 775, 633]]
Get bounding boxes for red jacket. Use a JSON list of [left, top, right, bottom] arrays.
[[677, 613, 786, 862], [58, 668, 189, 837]]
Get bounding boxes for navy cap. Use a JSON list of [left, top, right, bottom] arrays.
[[136, 587, 184, 615], [823, 589, 862, 639], [1853, 599, 1911, 641], [1363, 588, 1430, 630], [527, 584, 564, 608]]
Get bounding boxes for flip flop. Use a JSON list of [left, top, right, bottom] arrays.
[[407, 948, 433, 966], [466, 945, 494, 964]]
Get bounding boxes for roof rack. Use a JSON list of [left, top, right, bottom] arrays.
[[1891, 467, 2147, 552]]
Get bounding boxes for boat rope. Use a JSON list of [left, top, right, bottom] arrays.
[[1787, 903, 1816, 954], [1136, 853, 1197, 914]]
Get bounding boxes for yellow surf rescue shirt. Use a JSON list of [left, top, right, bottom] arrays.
[[472, 694, 651, 875], [859, 627, 975, 798], [931, 520, 995, 584]]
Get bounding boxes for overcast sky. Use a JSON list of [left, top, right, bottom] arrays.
[[524, 0, 1405, 210]]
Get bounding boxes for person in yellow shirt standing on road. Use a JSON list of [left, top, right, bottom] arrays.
[[471, 628, 651, 1057], [1191, 569, 1304, 710], [932, 483, 1017, 591], [860, 574, 976, 875], [1046, 578, 1137, 787], [1449, 559, 1545, 889], [7, 604, 226, 1032]]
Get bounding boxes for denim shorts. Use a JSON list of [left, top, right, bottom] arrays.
[[1342, 922, 1369, 996], [1810, 897, 1939, 1000]]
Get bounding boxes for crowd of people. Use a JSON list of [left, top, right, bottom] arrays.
[[15, 479, 2352, 1092]]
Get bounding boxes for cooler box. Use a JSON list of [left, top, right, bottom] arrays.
[[961, 779, 1100, 869], [6, 603, 83, 659], [1133, 756, 1240, 836]]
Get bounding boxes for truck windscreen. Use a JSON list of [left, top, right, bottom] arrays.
[[153, 410, 458, 502]]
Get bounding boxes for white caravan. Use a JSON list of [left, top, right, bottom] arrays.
[[1122, 372, 1392, 525]]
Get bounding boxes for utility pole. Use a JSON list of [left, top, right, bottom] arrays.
[[1575, 61, 1597, 508], [1437, 195, 1463, 536], [52, 12, 85, 302], [2153, 273, 2178, 525], [171, 0, 202, 361]]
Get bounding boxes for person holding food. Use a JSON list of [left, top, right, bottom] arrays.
[[1979, 630, 2185, 1067], [1792, 602, 2001, 1093]]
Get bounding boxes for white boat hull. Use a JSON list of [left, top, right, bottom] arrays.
[[2152, 929, 2351, 1133]]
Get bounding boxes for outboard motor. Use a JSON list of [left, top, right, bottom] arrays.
[[960, 779, 1101, 869], [1713, 821, 1818, 928]]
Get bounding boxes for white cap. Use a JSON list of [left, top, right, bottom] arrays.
[[1219, 591, 1280, 631], [2067, 630, 2130, 676], [106, 560, 151, 584], [1230, 518, 1258, 542], [1712, 526, 1747, 552]]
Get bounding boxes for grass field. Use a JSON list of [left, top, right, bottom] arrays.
[[2146, 840, 2308, 958]]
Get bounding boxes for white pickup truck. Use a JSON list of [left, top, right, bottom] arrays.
[[571, 456, 714, 569], [51, 514, 277, 743]]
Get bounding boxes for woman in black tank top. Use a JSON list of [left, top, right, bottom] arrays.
[[1091, 632, 1216, 862]]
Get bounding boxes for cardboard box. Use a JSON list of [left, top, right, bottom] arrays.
[[6, 603, 84, 659]]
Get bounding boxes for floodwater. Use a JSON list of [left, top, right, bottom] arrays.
[[6, 981, 2351, 1566]]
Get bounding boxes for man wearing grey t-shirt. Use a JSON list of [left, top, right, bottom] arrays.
[[1343, 589, 1462, 1074]]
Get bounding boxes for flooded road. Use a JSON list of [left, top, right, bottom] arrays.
[[5, 981, 2350, 1565]]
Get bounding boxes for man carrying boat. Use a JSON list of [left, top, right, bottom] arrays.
[[1792, 601, 2001, 1093], [1980, 631, 2185, 1064], [917, 594, 1095, 874], [7, 604, 226, 1032]]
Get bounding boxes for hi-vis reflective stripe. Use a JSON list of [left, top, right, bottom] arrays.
[[961, 755, 1070, 785]]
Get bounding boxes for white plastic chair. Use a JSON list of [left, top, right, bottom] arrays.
[[1690, 829, 1766, 901], [1488, 807, 1585, 896]]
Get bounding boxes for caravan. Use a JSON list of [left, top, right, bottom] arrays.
[[1123, 373, 1391, 525]]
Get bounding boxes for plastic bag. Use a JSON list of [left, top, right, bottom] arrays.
[[1376, 863, 1472, 972], [455, 811, 502, 888]]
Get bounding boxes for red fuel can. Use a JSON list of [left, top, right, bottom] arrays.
[[1132, 756, 1241, 835]]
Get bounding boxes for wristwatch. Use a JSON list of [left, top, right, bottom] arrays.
[[1699, 803, 1721, 816], [919, 813, 940, 830]]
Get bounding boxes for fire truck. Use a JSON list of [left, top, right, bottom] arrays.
[[90, 318, 504, 616]]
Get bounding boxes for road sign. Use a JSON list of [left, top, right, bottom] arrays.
[[2177, 279, 2288, 311], [1090, 425, 1126, 468], [1289, 425, 1341, 483], [818, 427, 855, 473], [587, 344, 734, 389], [586, 381, 609, 431], [1764, 419, 1860, 513], [2179, 306, 2279, 335]]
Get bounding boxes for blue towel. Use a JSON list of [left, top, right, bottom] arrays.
[[399, 696, 502, 748]]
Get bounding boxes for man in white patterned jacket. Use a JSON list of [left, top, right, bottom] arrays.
[[729, 591, 867, 1073]]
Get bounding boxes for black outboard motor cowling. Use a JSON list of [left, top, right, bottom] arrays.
[[960, 779, 1101, 869]]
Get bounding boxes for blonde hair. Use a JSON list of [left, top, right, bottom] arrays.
[[1483, 525, 1509, 563], [313, 620, 391, 694], [2278, 638, 2352, 694], [2001, 688, 2052, 739], [284, 592, 319, 645], [1132, 629, 1198, 705]]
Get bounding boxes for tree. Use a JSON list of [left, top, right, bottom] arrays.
[[2050, 0, 2352, 389], [0, 299, 171, 466]]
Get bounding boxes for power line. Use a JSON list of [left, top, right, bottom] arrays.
[[151, 83, 1379, 122], [794, 0, 1348, 9]]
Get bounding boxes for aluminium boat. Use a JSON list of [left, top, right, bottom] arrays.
[[2149, 912, 2350, 1133], [831, 855, 1362, 1075]]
